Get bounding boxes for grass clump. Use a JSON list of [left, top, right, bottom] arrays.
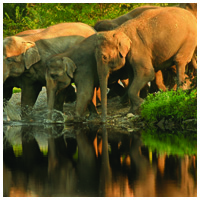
[[13, 87, 21, 93], [140, 89, 197, 123]]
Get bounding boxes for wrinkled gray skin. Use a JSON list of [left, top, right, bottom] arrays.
[[95, 7, 197, 122], [3, 22, 96, 116], [46, 34, 130, 120], [94, 6, 160, 31]]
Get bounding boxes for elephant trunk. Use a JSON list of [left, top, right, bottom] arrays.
[[98, 65, 109, 123], [47, 89, 55, 120], [46, 78, 57, 120]]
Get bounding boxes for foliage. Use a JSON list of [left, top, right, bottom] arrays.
[[141, 88, 197, 123], [13, 87, 21, 94], [141, 128, 197, 156], [3, 3, 178, 37]]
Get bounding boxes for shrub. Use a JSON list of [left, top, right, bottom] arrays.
[[3, 3, 178, 38], [141, 89, 197, 123]]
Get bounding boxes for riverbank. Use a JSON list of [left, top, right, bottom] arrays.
[[4, 87, 197, 132]]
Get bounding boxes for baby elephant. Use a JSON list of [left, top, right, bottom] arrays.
[[46, 57, 77, 120], [45, 35, 100, 121]]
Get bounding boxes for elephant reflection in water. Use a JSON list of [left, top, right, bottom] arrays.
[[3, 125, 197, 197], [155, 154, 197, 197], [98, 126, 134, 197], [127, 134, 157, 197]]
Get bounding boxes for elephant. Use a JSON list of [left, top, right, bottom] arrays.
[[179, 3, 197, 18], [15, 28, 45, 36], [95, 4, 197, 96], [3, 22, 96, 116], [46, 33, 133, 121], [94, 6, 160, 31], [94, 7, 197, 122]]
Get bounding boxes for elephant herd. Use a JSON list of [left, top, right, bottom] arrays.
[[3, 3, 197, 123]]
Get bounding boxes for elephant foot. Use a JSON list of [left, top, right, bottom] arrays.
[[120, 94, 130, 105], [73, 115, 86, 123], [128, 106, 141, 115], [88, 113, 100, 121]]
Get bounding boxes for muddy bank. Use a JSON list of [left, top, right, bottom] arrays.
[[4, 87, 196, 131], [4, 87, 142, 130]]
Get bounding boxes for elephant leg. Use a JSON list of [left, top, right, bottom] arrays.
[[75, 84, 97, 120], [120, 72, 133, 105], [155, 70, 167, 92], [128, 64, 155, 113], [176, 62, 187, 90], [54, 87, 69, 112], [21, 83, 42, 117], [139, 83, 150, 99], [64, 84, 76, 103], [186, 56, 197, 77], [96, 87, 101, 104]]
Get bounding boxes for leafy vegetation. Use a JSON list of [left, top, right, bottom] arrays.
[[141, 88, 197, 123], [3, 3, 177, 37], [13, 87, 21, 94]]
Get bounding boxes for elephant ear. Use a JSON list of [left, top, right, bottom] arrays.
[[62, 57, 77, 79], [113, 32, 131, 57], [23, 42, 41, 69]]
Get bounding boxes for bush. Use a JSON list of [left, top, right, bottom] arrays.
[[3, 3, 178, 37], [141, 89, 197, 123]]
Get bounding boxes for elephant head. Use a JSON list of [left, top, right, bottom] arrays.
[[3, 36, 41, 82], [95, 31, 131, 122], [46, 56, 77, 120]]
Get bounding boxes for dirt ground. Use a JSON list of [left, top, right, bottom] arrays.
[[5, 87, 143, 131]]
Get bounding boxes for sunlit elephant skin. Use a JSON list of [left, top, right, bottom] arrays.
[[179, 3, 197, 18], [94, 6, 160, 31], [15, 28, 45, 37], [95, 7, 197, 122], [95, 4, 197, 96], [3, 22, 96, 116]]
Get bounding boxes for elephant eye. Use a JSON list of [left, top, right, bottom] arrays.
[[102, 54, 107, 61], [6, 57, 15, 62]]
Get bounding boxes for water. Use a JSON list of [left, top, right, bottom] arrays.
[[3, 123, 197, 197]]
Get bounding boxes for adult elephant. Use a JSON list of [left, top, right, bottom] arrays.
[[94, 5, 160, 31], [45, 33, 132, 121], [3, 22, 96, 116], [94, 7, 197, 122], [95, 3, 197, 95]]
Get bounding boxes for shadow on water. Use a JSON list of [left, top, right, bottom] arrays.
[[3, 123, 197, 197]]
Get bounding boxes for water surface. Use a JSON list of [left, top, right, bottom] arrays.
[[3, 123, 197, 197]]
